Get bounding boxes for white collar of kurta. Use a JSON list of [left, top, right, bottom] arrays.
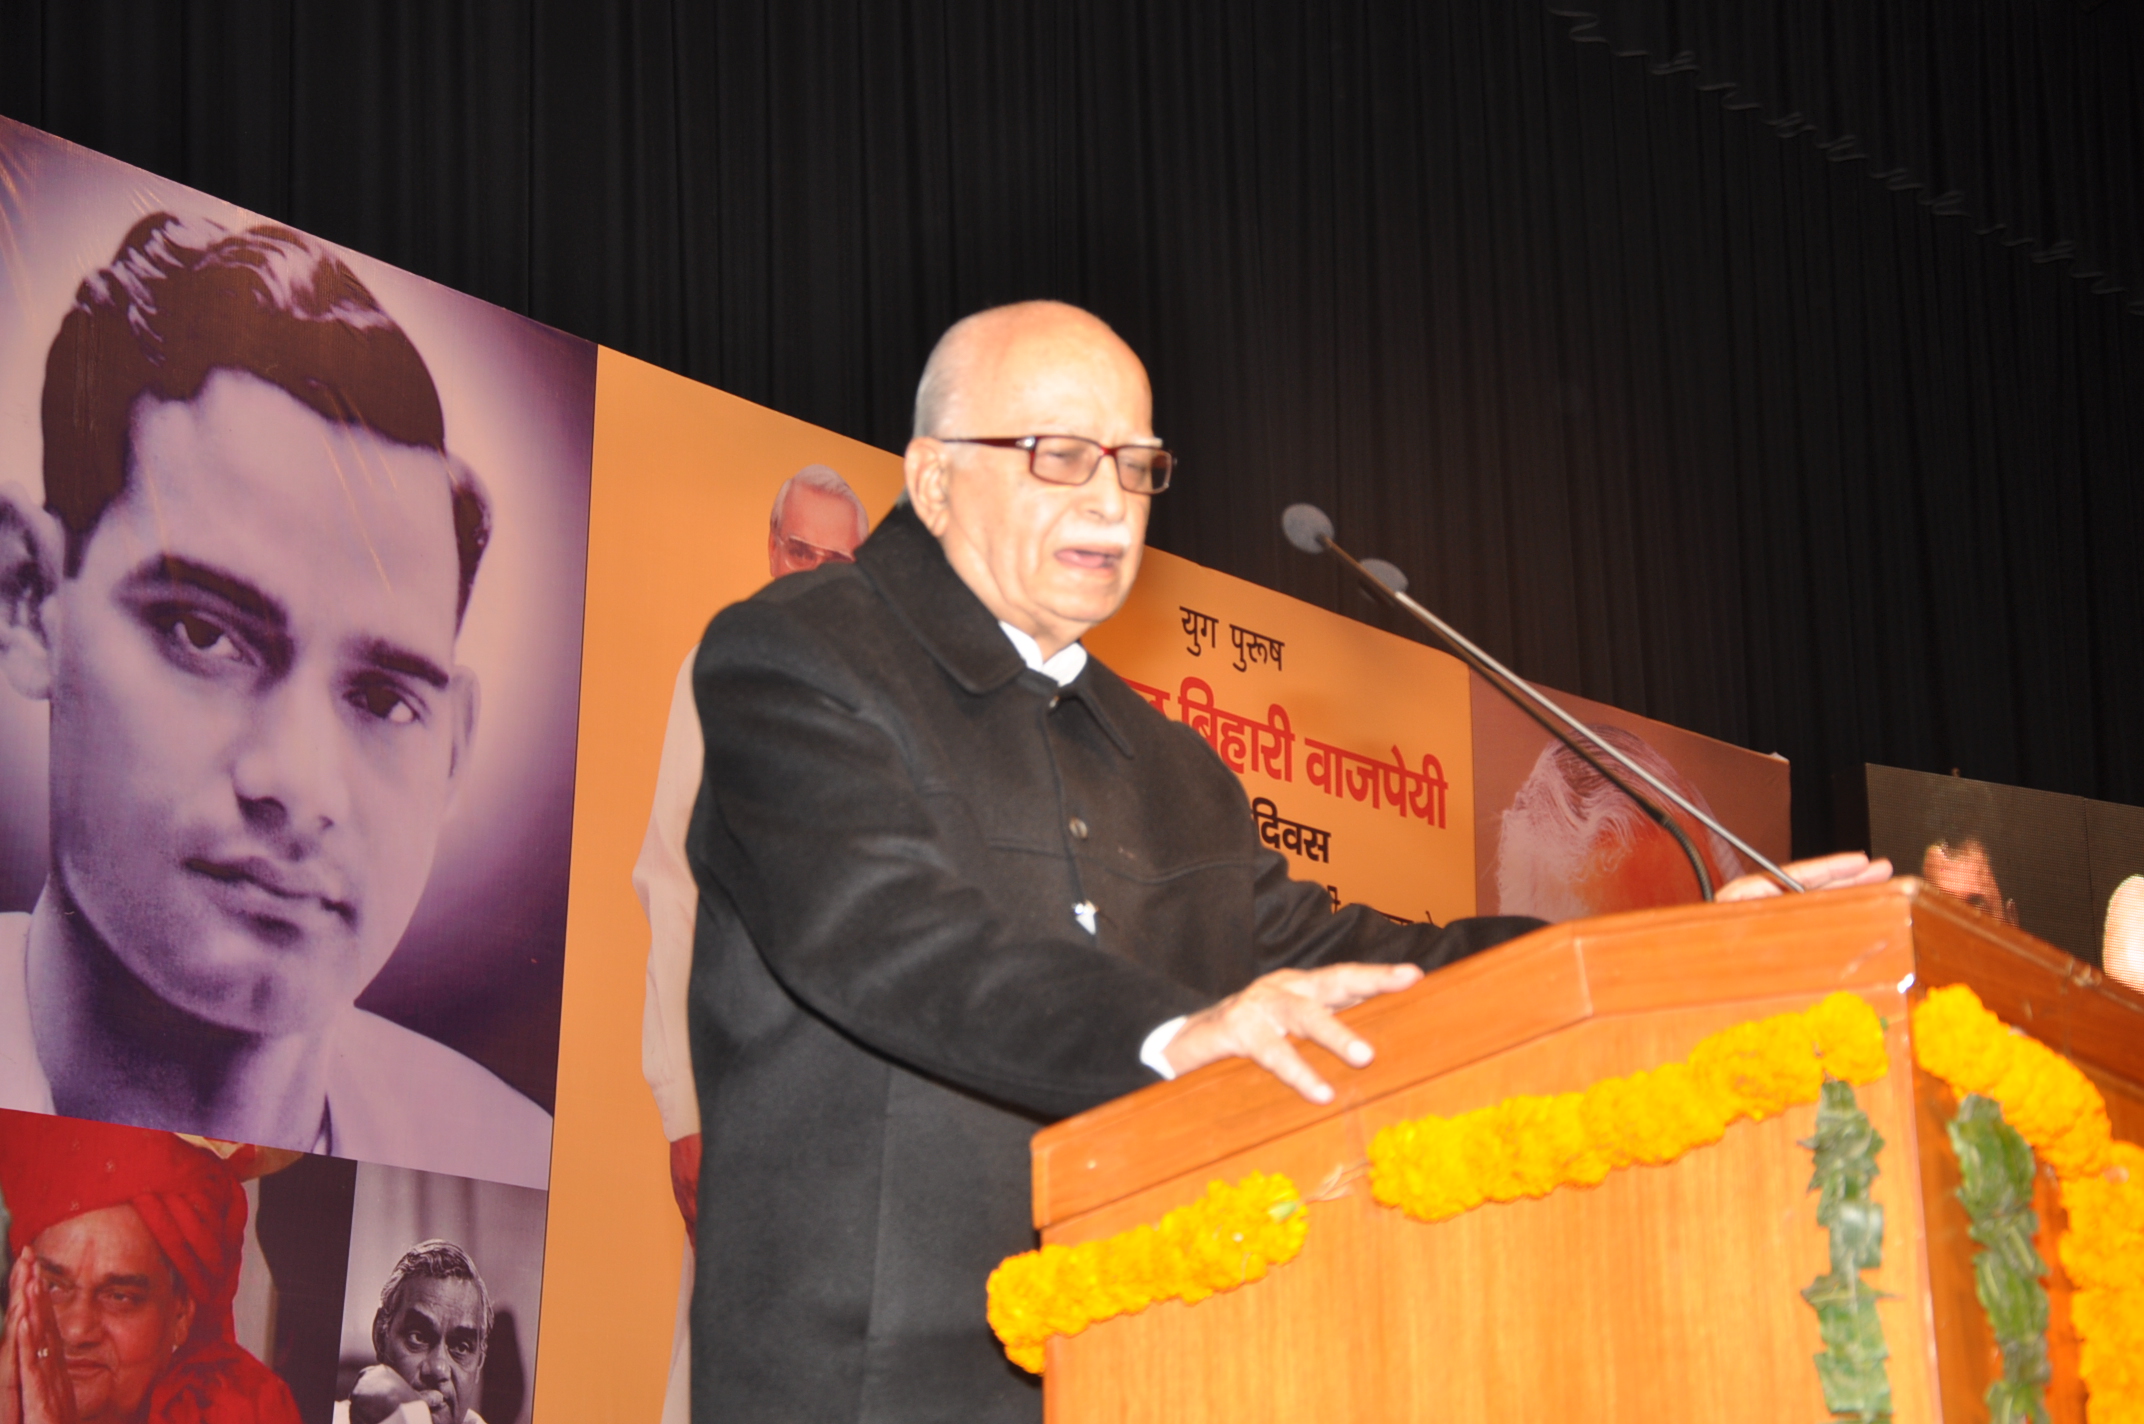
[[998, 621, 1088, 686]]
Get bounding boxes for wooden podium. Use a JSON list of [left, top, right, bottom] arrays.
[[1030, 880, 2144, 1422]]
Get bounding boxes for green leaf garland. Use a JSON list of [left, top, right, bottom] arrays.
[[1947, 1093, 2052, 1424], [1801, 1078, 1894, 1422]]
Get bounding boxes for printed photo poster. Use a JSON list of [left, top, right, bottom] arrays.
[[0, 1107, 547, 1424], [0, 115, 591, 1193], [338, 1163, 549, 1424], [536, 349, 908, 1423], [1858, 763, 2144, 974], [1470, 677, 1791, 920], [1086, 557, 1476, 925]]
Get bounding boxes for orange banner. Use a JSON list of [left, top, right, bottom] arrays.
[[1088, 555, 1475, 926]]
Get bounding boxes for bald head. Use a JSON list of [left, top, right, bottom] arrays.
[[904, 302, 1159, 658], [912, 302, 1148, 439]]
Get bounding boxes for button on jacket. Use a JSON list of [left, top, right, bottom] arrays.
[[685, 503, 1539, 1423]]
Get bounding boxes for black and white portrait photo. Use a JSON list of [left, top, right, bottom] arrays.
[[0, 118, 592, 1190], [336, 1163, 547, 1424]]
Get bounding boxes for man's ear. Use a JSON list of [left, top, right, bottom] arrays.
[[167, 1288, 197, 1356], [2003, 897, 2021, 929], [0, 483, 63, 701], [902, 438, 953, 538], [444, 668, 481, 796]]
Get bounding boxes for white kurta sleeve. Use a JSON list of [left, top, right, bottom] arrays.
[[636, 650, 706, 1142]]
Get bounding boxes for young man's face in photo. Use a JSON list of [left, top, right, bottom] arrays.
[[42, 367, 477, 1036]]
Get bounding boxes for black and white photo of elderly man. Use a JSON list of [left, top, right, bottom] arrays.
[[338, 1240, 492, 1424]]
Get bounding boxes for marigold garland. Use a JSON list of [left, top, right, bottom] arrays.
[[989, 993, 1888, 1373], [1911, 984, 2144, 1424], [1368, 991, 1890, 1222], [986, 1171, 1307, 1373]]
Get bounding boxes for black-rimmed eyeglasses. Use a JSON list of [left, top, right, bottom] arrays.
[[941, 435, 1175, 494]]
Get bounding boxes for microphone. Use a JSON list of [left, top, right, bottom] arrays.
[[1281, 502, 1335, 553], [1360, 559, 1409, 594], [1281, 503, 1805, 898]]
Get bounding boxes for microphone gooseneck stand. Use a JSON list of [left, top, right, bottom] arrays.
[[1281, 503, 1806, 900]]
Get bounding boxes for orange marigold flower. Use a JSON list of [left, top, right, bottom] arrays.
[[1911, 984, 2015, 1096], [1807, 991, 1890, 1083], [1691, 1015, 1824, 1119]]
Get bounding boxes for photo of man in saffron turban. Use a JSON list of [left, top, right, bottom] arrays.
[[0, 1109, 301, 1424]]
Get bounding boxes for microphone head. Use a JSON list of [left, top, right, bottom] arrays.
[[1281, 503, 1335, 554], [1361, 558, 1409, 594]]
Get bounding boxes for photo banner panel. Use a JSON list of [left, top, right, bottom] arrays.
[[1085, 556, 1476, 927], [0, 115, 587, 1190], [1471, 676, 1791, 920], [538, 349, 911, 1422], [1858, 762, 2144, 968]]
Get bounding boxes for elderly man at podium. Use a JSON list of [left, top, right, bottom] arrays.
[[682, 300, 1880, 1423]]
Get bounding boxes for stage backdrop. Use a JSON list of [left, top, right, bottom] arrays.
[[0, 116, 1790, 1424], [1848, 763, 2144, 972]]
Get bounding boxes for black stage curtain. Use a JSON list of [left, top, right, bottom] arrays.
[[5, 1, 2141, 855], [1562, 0, 2144, 314]]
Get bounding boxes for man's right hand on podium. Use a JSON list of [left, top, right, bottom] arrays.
[[1163, 962, 1424, 1105]]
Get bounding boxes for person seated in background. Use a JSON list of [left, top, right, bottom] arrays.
[[1495, 726, 1750, 919], [1914, 778, 2020, 927], [339, 1242, 491, 1424], [0, 1108, 301, 1424]]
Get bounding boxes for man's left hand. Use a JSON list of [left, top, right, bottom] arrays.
[[1163, 962, 1424, 1105], [1716, 851, 1892, 902]]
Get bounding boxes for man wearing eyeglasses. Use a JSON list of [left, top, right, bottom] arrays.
[[681, 301, 1541, 1422]]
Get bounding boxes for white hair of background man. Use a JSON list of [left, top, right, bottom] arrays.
[[1496, 725, 1748, 922], [768, 464, 868, 544]]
